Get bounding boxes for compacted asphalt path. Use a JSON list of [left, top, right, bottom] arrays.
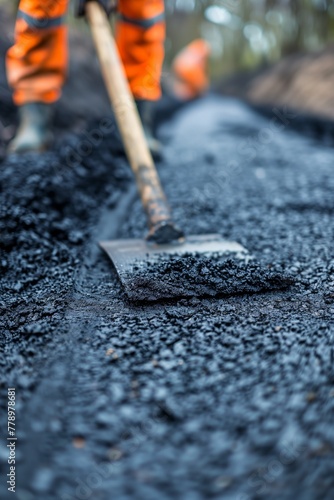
[[1, 95, 334, 499]]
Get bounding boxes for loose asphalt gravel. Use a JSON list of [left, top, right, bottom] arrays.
[[1, 95, 334, 500]]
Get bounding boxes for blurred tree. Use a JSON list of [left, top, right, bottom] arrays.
[[165, 0, 334, 80]]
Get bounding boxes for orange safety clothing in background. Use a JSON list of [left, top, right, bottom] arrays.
[[172, 39, 210, 100], [6, 0, 165, 106]]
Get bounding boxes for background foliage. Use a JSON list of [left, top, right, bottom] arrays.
[[165, 0, 334, 78]]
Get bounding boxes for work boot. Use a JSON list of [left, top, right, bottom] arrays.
[[135, 99, 161, 158], [8, 102, 53, 154]]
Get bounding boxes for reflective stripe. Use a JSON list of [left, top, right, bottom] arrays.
[[17, 10, 65, 29], [119, 12, 165, 29]]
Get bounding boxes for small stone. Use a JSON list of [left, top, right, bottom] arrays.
[[31, 468, 53, 492], [72, 436, 86, 449], [108, 447, 123, 461], [306, 391, 317, 402], [215, 476, 232, 489]]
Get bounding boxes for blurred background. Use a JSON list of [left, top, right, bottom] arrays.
[[1, 0, 334, 123], [166, 0, 334, 78]]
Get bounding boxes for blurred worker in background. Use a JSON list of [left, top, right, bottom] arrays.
[[6, 0, 210, 155]]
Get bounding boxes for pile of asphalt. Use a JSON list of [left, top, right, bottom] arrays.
[[0, 114, 131, 404], [123, 253, 294, 301], [1, 95, 334, 500]]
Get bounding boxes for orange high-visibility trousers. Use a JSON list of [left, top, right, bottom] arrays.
[[6, 0, 165, 106]]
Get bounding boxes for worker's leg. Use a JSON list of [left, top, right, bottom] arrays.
[[115, 0, 165, 156], [6, 0, 68, 153], [6, 0, 69, 105], [116, 0, 165, 101]]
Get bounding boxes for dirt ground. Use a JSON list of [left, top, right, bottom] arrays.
[[218, 44, 334, 138]]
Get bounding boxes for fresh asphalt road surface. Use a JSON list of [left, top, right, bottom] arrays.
[[1, 95, 334, 499]]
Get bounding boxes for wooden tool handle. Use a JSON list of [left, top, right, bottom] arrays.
[[86, 2, 183, 243]]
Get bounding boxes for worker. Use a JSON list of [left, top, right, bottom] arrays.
[[6, 0, 165, 154], [6, 0, 210, 155], [170, 39, 210, 101]]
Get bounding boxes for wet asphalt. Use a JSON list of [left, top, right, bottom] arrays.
[[1, 95, 334, 499]]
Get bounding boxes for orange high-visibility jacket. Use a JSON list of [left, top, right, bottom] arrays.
[[6, 0, 165, 106]]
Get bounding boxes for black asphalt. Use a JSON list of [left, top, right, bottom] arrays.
[[1, 95, 334, 500]]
